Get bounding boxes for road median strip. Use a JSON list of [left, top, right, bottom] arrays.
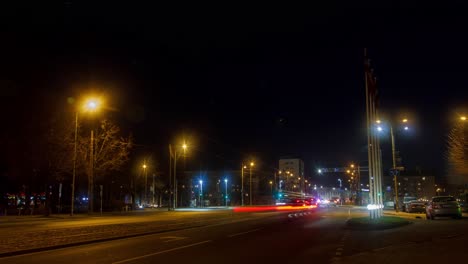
[[346, 216, 411, 230]]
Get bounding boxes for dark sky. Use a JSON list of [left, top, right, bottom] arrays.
[[1, 2, 467, 183]]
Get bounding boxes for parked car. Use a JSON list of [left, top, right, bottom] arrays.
[[402, 196, 418, 212], [405, 200, 426, 213], [426, 196, 462, 220]]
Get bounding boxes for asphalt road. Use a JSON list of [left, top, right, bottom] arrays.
[[1, 207, 467, 264]]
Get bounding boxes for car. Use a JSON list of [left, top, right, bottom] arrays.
[[402, 196, 418, 212], [405, 200, 426, 213], [426, 196, 462, 220]]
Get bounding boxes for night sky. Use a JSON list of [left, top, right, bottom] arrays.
[[1, 3, 467, 184]]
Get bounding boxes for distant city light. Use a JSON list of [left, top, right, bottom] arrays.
[[376, 120, 381, 124], [460, 116, 466, 121], [402, 118, 408, 123], [318, 169, 322, 174], [404, 126, 409, 130], [377, 126, 383, 131]]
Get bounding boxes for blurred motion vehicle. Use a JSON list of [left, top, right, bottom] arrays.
[[426, 196, 462, 220], [405, 200, 426, 213]]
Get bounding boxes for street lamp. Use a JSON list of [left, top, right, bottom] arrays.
[[241, 165, 247, 206], [269, 180, 273, 194], [142, 163, 148, 206], [377, 118, 410, 212], [71, 97, 102, 216], [224, 178, 228, 207], [461, 116, 467, 121], [199, 180, 203, 207], [249, 162, 254, 205], [169, 142, 189, 210]]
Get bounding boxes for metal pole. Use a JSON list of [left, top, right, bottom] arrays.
[[88, 130, 94, 214], [225, 180, 228, 207], [168, 144, 172, 211], [152, 173, 155, 206], [241, 165, 244, 206], [391, 125, 399, 212], [249, 166, 252, 206], [71, 112, 78, 216], [173, 150, 177, 209], [144, 165, 147, 206], [200, 181, 203, 207], [364, 53, 375, 219]]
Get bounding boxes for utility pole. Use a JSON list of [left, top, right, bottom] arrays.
[[152, 173, 155, 206], [71, 112, 78, 216], [391, 125, 399, 212], [173, 149, 177, 209], [241, 165, 245, 206], [88, 130, 94, 214], [249, 166, 252, 206], [168, 144, 172, 211]]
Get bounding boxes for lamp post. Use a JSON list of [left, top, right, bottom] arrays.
[[142, 163, 147, 206], [241, 165, 246, 206], [249, 162, 254, 206], [224, 179, 228, 207], [377, 118, 409, 212], [269, 181, 273, 194], [390, 124, 399, 212], [73, 98, 101, 215], [199, 180, 203, 207], [71, 111, 78, 216], [169, 142, 188, 210]]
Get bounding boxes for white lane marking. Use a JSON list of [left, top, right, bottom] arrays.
[[160, 236, 187, 243], [227, 228, 263, 238], [112, 240, 212, 264]]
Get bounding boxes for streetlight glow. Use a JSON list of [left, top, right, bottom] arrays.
[[402, 118, 408, 123], [83, 98, 101, 112], [377, 126, 383, 131], [250, 162, 254, 167], [404, 126, 409, 130], [376, 120, 381, 124], [461, 116, 467, 121], [142, 164, 147, 169]]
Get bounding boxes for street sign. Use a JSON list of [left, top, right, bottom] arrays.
[[389, 169, 400, 176]]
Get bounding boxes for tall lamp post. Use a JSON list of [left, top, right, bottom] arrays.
[[71, 98, 101, 215], [142, 163, 147, 206], [224, 178, 228, 207], [169, 142, 188, 210], [199, 180, 203, 207], [377, 118, 409, 212], [249, 162, 254, 206], [241, 165, 246, 206]]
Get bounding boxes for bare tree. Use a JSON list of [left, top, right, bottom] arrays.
[[446, 122, 468, 187]]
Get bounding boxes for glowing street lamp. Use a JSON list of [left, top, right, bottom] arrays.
[[199, 180, 203, 207], [224, 179, 228, 207], [249, 161, 254, 206], [71, 96, 102, 216], [142, 163, 148, 206], [461, 116, 467, 121], [169, 141, 189, 210]]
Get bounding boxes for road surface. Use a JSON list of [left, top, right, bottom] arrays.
[[1, 207, 467, 263]]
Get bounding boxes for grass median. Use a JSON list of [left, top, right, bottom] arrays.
[[346, 216, 411, 230]]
